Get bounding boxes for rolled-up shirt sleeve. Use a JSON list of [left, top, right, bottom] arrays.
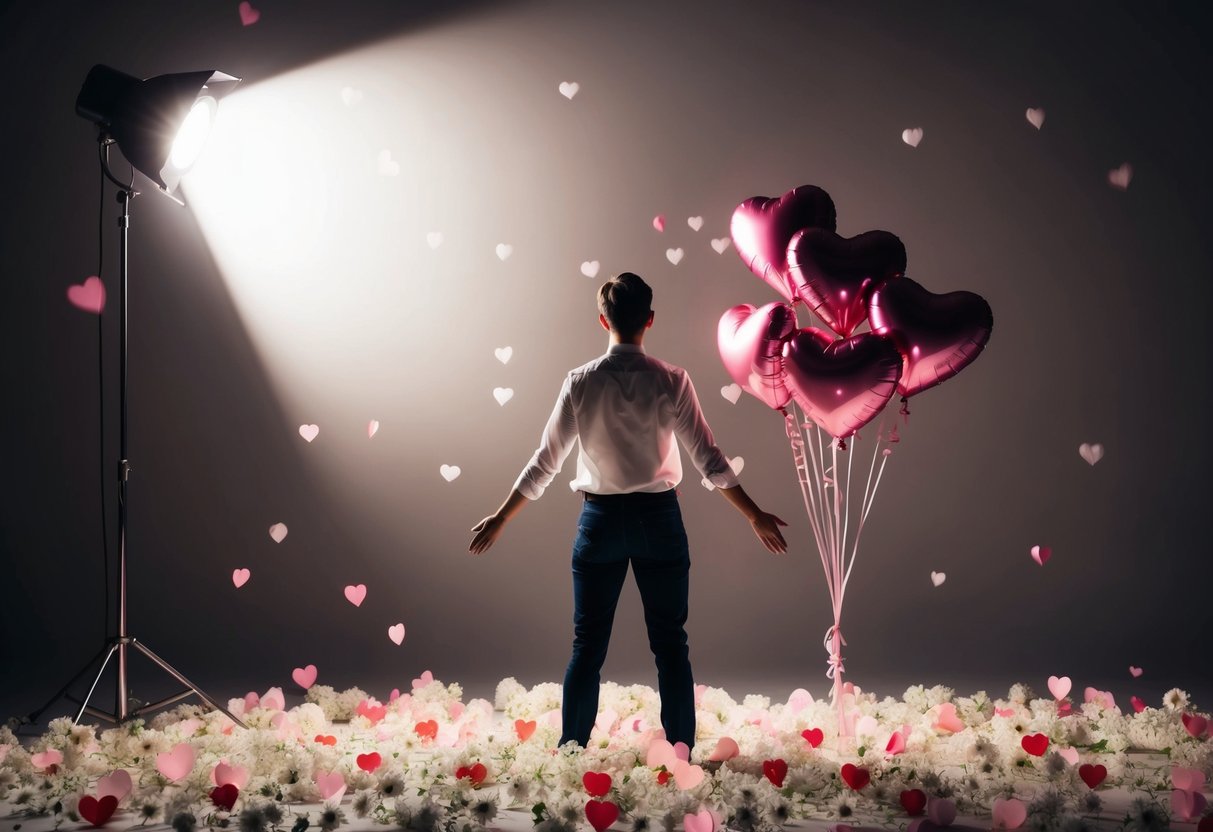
[[513, 374, 578, 500], [673, 371, 739, 490]]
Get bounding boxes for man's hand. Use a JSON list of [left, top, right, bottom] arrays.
[[750, 511, 789, 554], [469, 514, 506, 555]]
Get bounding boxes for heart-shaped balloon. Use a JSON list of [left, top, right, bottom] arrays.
[[717, 302, 798, 410], [784, 329, 902, 438], [730, 185, 837, 302], [868, 276, 993, 399], [787, 228, 906, 337]]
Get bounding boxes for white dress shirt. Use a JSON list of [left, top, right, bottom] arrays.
[[514, 343, 740, 499]]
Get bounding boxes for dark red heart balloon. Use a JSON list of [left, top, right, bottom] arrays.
[[840, 763, 870, 790], [731, 185, 837, 303], [868, 275, 993, 399], [210, 783, 239, 811], [717, 302, 798, 410], [784, 328, 902, 438], [79, 795, 119, 827], [787, 228, 907, 337], [900, 788, 927, 816]]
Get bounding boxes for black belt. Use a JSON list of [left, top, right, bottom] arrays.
[[583, 488, 678, 504]]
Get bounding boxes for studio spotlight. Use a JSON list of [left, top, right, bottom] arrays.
[[19, 65, 247, 732]]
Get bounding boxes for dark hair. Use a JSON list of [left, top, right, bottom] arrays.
[[597, 272, 653, 336]]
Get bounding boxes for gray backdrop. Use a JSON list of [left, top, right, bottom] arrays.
[[2, 0, 1210, 726]]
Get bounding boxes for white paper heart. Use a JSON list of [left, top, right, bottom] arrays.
[[493, 387, 514, 406], [377, 149, 399, 176], [440, 464, 461, 482], [495, 243, 513, 261], [902, 127, 924, 147], [687, 216, 704, 231], [1025, 107, 1045, 129], [426, 231, 443, 249], [721, 383, 742, 404], [558, 81, 579, 100], [495, 346, 513, 364], [388, 623, 405, 645], [340, 87, 363, 107], [269, 523, 288, 543], [1078, 443, 1103, 466], [1108, 163, 1132, 190], [580, 260, 600, 278], [368, 420, 379, 438], [930, 571, 946, 587], [729, 456, 744, 475], [666, 248, 684, 265], [711, 237, 730, 254], [299, 424, 319, 442]]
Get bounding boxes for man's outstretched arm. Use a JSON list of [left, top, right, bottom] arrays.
[[469, 489, 529, 554]]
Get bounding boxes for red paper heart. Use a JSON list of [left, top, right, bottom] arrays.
[[1182, 712, 1209, 738], [840, 763, 870, 790], [583, 771, 612, 797], [1078, 764, 1107, 789], [784, 328, 902, 438], [1021, 733, 1049, 756], [356, 700, 387, 725], [1130, 696, 1146, 713], [787, 228, 906, 337], [717, 302, 797, 410], [415, 720, 438, 740], [801, 728, 824, 748], [514, 719, 537, 741], [210, 783, 239, 811], [455, 762, 487, 786], [762, 758, 788, 787], [313, 734, 337, 746], [78, 795, 119, 827], [585, 799, 620, 832], [868, 275, 993, 399], [357, 752, 382, 773], [900, 788, 927, 816], [730, 186, 837, 303]]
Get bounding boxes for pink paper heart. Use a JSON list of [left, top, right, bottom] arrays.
[[1025, 108, 1045, 130], [291, 664, 317, 689], [344, 584, 367, 606], [368, 420, 380, 438], [1171, 789, 1208, 822], [1047, 675, 1071, 699], [1057, 747, 1079, 765], [684, 808, 714, 832], [1084, 687, 1116, 710], [314, 770, 346, 803], [854, 715, 879, 737], [787, 688, 813, 712], [992, 797, 1027, 829], [708, 736, 739, 761], [238, 1, 260, 26], [994, 706, 1016, 717], [674, 741, 690, 762], [672, 759, 705, 790], [1130, 696, 1146, 713], [269, 522, 288, 543], [1182, 712, 1209, 738], [299, 424, 319, 442], [155, 742, 196, 782], [67, 276, 106, 314], [412, 669, 434, 689], [231, 568, 251, 588], [96, 769, 132, 802], [1129, 665, 1143, 678], [212, 762, 250, 789], [1173, 766, 1207, 792], [259, 687, 285, 711], [388, 623, 405, 645], [653, 215, 665, 232], [930, 703, 965, 733], [646, 738, 677, 769], [1108, 163, 1132, 190], [31, 749, 62, 771], [1031, 545, 1052, 566], [885, 727, 907, 755]]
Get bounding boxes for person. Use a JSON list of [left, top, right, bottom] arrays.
[[469, 272, 787, 752]]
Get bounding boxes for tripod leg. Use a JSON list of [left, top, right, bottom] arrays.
[[24, 642, 116, 727], [74, 642, 122, 725], [130, 641, 247, 728]]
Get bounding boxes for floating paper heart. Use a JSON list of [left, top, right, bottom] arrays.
[[787, 688, 813, 712], [840, 763, 870, 790], [1079, 443, 1104, 466], [583, 772, 612, 797], [1172, 789, 1208, 822], [786, 228, 906, 337], [495, 346, 513, 364], [344, 584, 367, 606], [378, 150, 400, 176], [79, 794, 119, 827], [357, 752, 382, 773], [653, 215, 665, 232], [801, 728, 824, 748], [156, 742, 196, 782], [212, 762, 249, 789], [440, 465, 461, 482], [717, 302, 797, 410], [493, 387, 514, 406], [709, 736, 739, 761], [238, 1, 260, 26], [299, 424, 319, 442], [1172, 766, 1207, 792], [931, 703, 964, 733], [388, 623, 405, 645], [314, 770, 346, 802], [96, 769, 132, 802], [1182, 712, 1209, 738], [1021, 733, 1049, 756], [646, 738, 677, 768], [720, 383, 742, 404], [340, 86, 363, 106], [269, 523, 288, 543], [930, 571, 946, 587], [427, 231, 443, 249], [210, 783, 239, 811], [992, 798, 1027, 829], [1032, 546, 1052, 566], [995, 707, 1016, 718], [886, 728, 907, 755], [868, 275, 992, 399], [455, 763, 487, 785], [900, 789, 926, 816], [67, 276, 106, 314], [666, 248, 684, 265], [581, 261, 600, 278], [784, 328, 902, 438], [672, 759, 705, 790], [855, 715, 879, 737], [585, 800, 619, 832], [515, 719, 537, 741], [413, 669, 434, 688], [1079, 764, 1107, 789], [314, 734, 337, 745], [1026, 108, 1045, 129], [685, 809, 714, 832], [730, 186, 837, 303], [414, 720, 438, 740], [902, 127, 923, 147], [927, 798, 956, 827], [762, 759, 788, 787], [291, 664, 317, 689], [232, 568, 251, 588], [368, 420, 379, 438], [1084, 687, 1115, 709], [687, 216, 704, 231], [1130, 696, 1146, 713], [1047, 675, 1071, 699], [558, 81, 579, 100], [1108, 163, 1132, 190], [711, 238, 730, 254], [496, 243, 513, 261]]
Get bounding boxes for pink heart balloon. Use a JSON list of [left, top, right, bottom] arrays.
[[96, 769, 132, 802], [787, 228, 906, 337], [992, 797, 1027, 829], [868, 276, 993, 399], [784, 329, 902, 438], [717, 302, 797, 410], [730, 185, 837, 302], [155, 742, 196, 782]]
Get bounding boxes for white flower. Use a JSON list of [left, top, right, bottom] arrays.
[[1162, 688, 1190, 712]]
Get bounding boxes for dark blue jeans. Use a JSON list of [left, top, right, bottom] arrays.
[[559, 488, 695, 750]]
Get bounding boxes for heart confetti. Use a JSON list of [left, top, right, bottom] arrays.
[[1130, 696, 1146, 713], [495, 346, 513, 364], [377, 150, 400, 177], [762, 759, 788, 787], [1025, 108, 1045, 129], [927, 798, 957, 827], [440, 465, 461, 482], [1108, 163, 1132, 190], [1020, 733, 1049, 756], [1079, 443, 1104, 466], [992, 797, 1027, 829], [684, 809, 714, 832], [581, 261, 601, 278], [583, 771, 612, 797], [1047, 675, 1071, 700], [388, 623, 405, 645], [344, 584, 367, 606], [653, 215, 665, 232], [666, 248, 684, 265], [1031, 545, 1052, 566], [585, 800, 619, 832], [672, 759, 705, 790], [210, 783, 239, 811], [515, 719, 537, 741], [1129, 665, 1143, 678], [414, 720, 438, 740], [67, 276, 106, 314], [493, 387, 514, 406], [269, 523, 288, 543], [687, 216, 704, 231], [558, 81, 579, 100], [238, 1, 260, 26], [495, 243, 513, 261], [721, 383, 742, 404], [801, 728, 824, 748], [427, 231, 443, 249], [298, 424, 319, 442], [357, 752, 382, 773], [78, 794, 119, 827], [900, 789, 927, 816], [368, 420, 380, 438], [212, 762, 249, 789], [1079, 764, 1107, 789], [413, 670, 434, 689], [232, 568, 250, 588], [711, 237, 730, 254], [156, 742, 196, 782], [291, 664, 318, 689], [930, 571, 946, 587], [97, 769, 132, 802], [840, 763, 870, 790], [709, 736, 740, 761], [314, 770, 346, 803], [455, 762, 487, 785], [902, 127, 923, 148]]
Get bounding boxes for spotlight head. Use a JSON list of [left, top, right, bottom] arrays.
[[76, 64, 241, 197]]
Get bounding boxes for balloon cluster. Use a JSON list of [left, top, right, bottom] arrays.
[[719, 185, 993, 440]]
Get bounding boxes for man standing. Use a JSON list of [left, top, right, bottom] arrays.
[[469, 272, 787, 751]]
